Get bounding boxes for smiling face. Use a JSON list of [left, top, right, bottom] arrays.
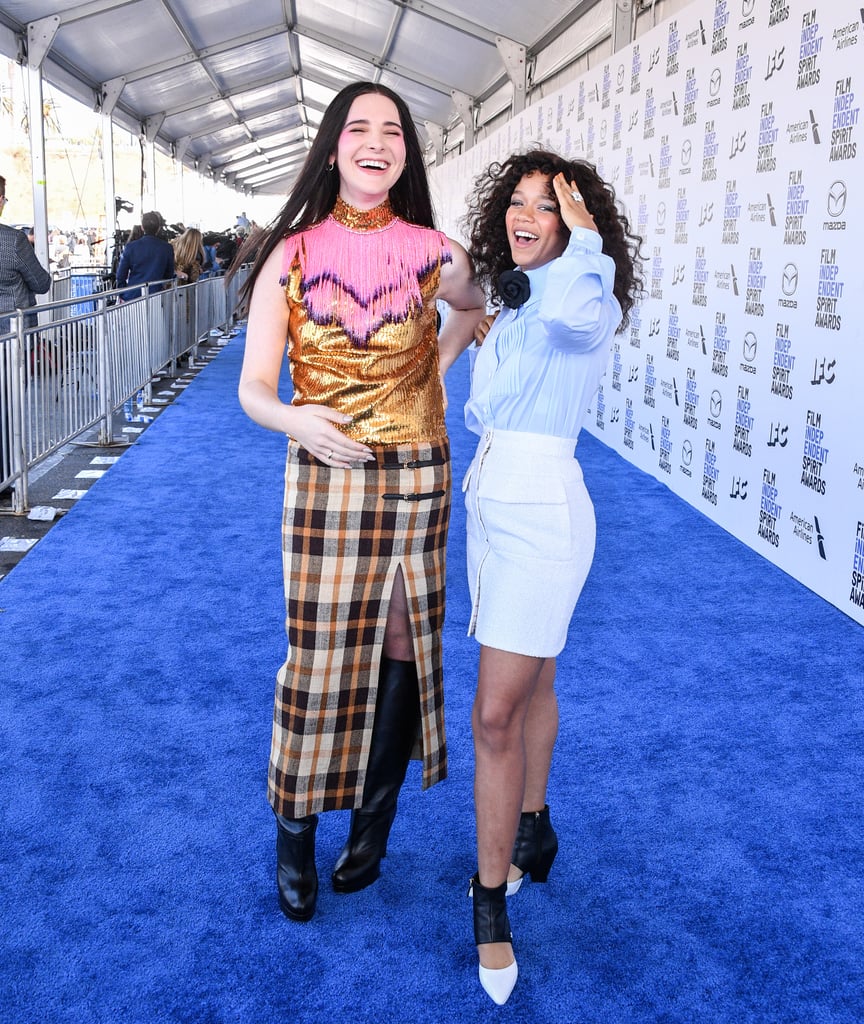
[[332, 92, 407, 209], [505, 171, 570, 271]]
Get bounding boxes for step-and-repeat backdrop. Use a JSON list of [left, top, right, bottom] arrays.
[[432, 0, 863, 626]]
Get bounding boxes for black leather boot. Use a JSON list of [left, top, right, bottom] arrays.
[[331, 656, 421, 893], [471, 874, 518, 1004], [275, 813, 319, 921], [510, 804, 558, 892]]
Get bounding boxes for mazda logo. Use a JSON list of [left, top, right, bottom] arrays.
[[827, 180, 847, 218], [743, 332, 757, 362], [782, 263, 798, 296]]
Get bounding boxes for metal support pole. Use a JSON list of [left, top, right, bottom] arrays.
[[496, 36, 528, 115], [450, 90, 476, 150], [9, 314, 28, 514], [612, 0, 635, 52], [96, 297, 113, 446]]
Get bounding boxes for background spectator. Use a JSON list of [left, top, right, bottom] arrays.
[[172, 227, 205, 284], [115, 210, 174, 300], [0, 174, 52, 335]]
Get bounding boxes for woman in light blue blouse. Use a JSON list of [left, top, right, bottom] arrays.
[[461, 150, 641, 1004]]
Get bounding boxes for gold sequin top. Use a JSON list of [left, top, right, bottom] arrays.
[[279, 197, 452, 445]]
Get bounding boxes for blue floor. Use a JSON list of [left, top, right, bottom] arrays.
[[1, 330, 862, 1023]]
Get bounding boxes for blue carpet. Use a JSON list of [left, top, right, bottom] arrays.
[[1, 332, 862, 1023]]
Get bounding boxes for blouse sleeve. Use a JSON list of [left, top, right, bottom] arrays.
[[538, 228, 622, 353]]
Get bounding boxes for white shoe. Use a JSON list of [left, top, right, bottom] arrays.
[[467, 874, 524, 898], [506, 875, 523, 896], [479, 958, 518, 1005]]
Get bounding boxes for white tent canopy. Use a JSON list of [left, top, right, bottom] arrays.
[[0, 0, 673, 197]]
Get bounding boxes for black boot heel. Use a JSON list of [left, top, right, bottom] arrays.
[[331, 656, 421, 893], [275, 813, 319, 921], [471, 874, 518, 1005], [331, 805, 397, 893], [511, 805, 558, 890]]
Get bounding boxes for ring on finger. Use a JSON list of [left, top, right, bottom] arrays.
[[570, 190, 584, 203], [326, 450, 334, 461]]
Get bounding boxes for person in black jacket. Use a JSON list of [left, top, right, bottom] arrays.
[[0, 177, 52, 335], [1, 173, 52, 491], [115, 210, 175, 300]]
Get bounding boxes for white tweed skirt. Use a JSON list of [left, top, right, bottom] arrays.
[[463, 429, 596, 658]]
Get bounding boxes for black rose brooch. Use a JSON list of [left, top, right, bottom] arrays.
[[498, 269, 531, 309]]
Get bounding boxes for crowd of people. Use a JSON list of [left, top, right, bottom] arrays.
[[235, 80, 642, 1007], [5, 74, 644, 1007], [110, 215, 256, 297]]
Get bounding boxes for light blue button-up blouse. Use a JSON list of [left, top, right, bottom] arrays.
[[465, 227, 622, 440]]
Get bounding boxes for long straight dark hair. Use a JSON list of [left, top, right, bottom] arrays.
[[235, 81, 435, 305]]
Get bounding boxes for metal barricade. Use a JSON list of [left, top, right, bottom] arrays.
[[1, 330, 16, 501], [1, 269, 246, 514]]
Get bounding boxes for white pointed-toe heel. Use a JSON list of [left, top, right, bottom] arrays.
[[478, 959, 518, 1005], [471, 874, 519, 1005]]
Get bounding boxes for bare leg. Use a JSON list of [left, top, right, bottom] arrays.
[[473, 645, 547, 971], [383, 566, 413, 661], [508, 658, 558, 883]]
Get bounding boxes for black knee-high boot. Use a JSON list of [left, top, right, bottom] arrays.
[[275, 813, 319, 921], [331, 655, 421, 893]]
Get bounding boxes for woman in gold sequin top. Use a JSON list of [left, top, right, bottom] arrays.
[[236, 82, 485, 923]]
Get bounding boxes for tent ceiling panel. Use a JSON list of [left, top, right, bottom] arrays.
[[384, 15, 500, 97], [296, 35, 377, 87], [175, 0, 285, 50], [56, 1, 191, 81], [0, 0, 618, 196], [123, 63, 215, 117], [300, 0, 396, 46], [204, 38, 292, 83]]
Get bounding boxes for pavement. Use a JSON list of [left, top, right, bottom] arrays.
[[0, 328, 239, 582]]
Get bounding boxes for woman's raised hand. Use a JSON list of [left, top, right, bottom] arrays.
[[552, 172, 598, 234]]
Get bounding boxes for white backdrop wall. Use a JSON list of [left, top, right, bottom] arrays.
[[431, 0, 864, 627]]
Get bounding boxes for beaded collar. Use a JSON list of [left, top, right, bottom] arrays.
[[330, 195, 395, 232]]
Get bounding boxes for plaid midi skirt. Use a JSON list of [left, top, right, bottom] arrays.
[[268, 439, 451, 818]]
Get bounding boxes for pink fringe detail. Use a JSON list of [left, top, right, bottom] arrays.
[[281, 218, 451, 347]]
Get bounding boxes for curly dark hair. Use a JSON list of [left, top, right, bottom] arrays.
[[464, 149, 643, 330]]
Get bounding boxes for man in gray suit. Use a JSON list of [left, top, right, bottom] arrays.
[[1, 173, 52, 492], [0, 174, 52, 334]]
